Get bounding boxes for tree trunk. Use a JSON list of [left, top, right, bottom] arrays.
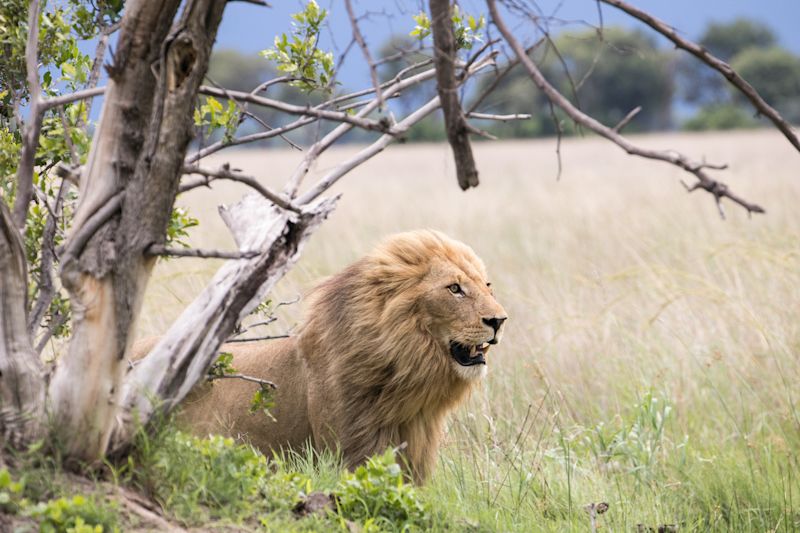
[[48, 0, 227, 462], [0, 202, 45, 448]]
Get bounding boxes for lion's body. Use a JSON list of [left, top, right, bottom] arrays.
[[165, 230, 506, 482]]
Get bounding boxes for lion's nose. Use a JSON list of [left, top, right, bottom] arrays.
[[482, 316, 507, 333]]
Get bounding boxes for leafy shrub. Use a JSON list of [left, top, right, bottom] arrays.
[[130, 429, 269, 523], [0, 468, 25, 513], [24, 495, 118, 533], [335, 448, 433, 532], [580, 392, 675, 483]]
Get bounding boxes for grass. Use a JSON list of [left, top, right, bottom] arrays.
[[129, 129, 800, 530]]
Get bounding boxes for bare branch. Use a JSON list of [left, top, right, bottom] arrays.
[[488, 0, 765, 216], [468, 112, 532, 122], [205, 76, 302, 151], [207, 372, 276, 389], [79, 22, 119, 127], [146, 245, 259, 260], [430, 0, 479, 190], [228, 0, 271, 6], [226, 335, 290, 344], [299, 97, 441, 204], [612, 106, 641, 133], [40, 87, 106, 112], [185, 116, 317, 164], [180, 164, 299, 212], [198, 86, 392, 133], [283, 65, 439, 197], [28, 183, 69, 340], [600, 0, 800, 153], [345, 0, 384, 110], [12, 0, 44, 229]]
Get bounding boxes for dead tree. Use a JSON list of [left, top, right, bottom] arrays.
[[0, 0, 796, 466]]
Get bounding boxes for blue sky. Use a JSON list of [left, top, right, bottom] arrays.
[[215, 0, 800, 90]]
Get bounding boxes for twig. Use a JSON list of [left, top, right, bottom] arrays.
[[467, 112, 532, 122], [225, 335, 290, 345], [612, 105, 641, 133], [249, 75, 301, 94], [429, 0, 479, 190], [205, 76, 302, 150], [488, 0, 765, 217], [28, 183, 69, 339], [345, 0, 384, 110], [146, 245, 259, 260], [186, 61, 436, 166], [198, 86, 392, 133], [275, 295, 301, 308], [600, 0, 800, 153], [180, 164, 299, 212], [233, 317, 278, 336], [12, 0, 44, 229], [79, 22, 119, 127], [228, 0, 271, 6], [466, 40, 545, 115], [185, 116, 316, 164], [283, 65, 440, 198], [208, 372, 277, 388], [299, 97, 441, 204]]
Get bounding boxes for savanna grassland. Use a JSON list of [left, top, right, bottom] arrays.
[[135, 129, 800, 532]]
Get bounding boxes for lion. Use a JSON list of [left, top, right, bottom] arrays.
[[174, 230, 507, 482]]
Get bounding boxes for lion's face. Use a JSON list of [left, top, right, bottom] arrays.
[[415, 242, 507, 381]]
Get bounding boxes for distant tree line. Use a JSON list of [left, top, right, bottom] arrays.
[[206, 18, 800, 144]]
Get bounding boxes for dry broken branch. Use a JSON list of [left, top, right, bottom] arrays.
[[430, 0, 479, 190], [488, 0, 765, 217], [600, 0, 800, 153]]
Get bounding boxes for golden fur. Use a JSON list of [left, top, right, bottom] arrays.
[[176, 230, 507, 482]]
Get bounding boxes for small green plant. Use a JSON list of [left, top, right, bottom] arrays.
[[24, 495, 119, 533], [581, 391, 673, 483], [335, 448, 434, 532], [0, 468, 25, 514], [130, 428, 270, 524], [260, 0, 335, 92]]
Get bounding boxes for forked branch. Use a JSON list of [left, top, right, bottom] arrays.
[[599, 0, 800, 153], [487, 0, 765, 217]]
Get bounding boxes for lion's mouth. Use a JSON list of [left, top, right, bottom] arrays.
[[449, 341, 488, 366]]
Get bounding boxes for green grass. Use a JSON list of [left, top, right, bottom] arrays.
[[127, 131, 800, 531]]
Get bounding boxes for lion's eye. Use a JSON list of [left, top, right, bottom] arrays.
[[447, 283, 462, 295]]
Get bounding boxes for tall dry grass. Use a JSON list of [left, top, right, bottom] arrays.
[[140, 129, 800, 530]]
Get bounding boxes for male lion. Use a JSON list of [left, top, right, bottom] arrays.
[[178, 230, 507, 482]]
